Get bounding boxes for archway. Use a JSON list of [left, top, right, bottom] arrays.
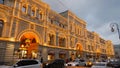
[[18, 32, 40, 59], [76, 43, 83, 58]]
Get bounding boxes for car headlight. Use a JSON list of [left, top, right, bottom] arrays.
[[88, 62, 92, 65], [65, 64, 67, 66]]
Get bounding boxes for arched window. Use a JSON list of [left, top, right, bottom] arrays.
[[38, 10, 43, 19], [0, 20, 4, 36], [48, 34, 55, 45], [31, 6, 36, 17], [22, 6, 26, 12], [59, 37, 66, 47], [31, 9, 35, 16], [22, 4, 27, 13]]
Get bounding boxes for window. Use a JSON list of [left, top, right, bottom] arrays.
[[48, 34, 54, 45], [50, 19, 54, 24], [31, 10, 35, 17], [0, 20, 4, 37], [38, 12, 43, 19], [22, 6, 26, 13], [37, 13, 42, 19], [59, 37, 66, 47], [59, 23, 65, 28], [0, 0, 4, 4], [88, 45, 91, 51]]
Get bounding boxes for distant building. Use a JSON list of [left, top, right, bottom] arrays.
[[114, 44, 120, 59], [0, 0, 114, 65]]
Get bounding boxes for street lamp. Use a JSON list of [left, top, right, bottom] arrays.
[[110, 23, 120, 40]]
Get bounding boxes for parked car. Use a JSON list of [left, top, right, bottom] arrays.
[[65, 58, 86, 66], [107, 60, 120, 68], [65, 61, 79, 66], [9, 59, 42, 68], [91, 62, 108, 68], [85, 60, 93, 67], [44, 59, 65, 68]]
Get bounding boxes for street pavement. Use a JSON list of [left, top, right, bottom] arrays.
[[66, 66, 90, 68], [66, 66, 113, 68], [0, 65, 10, 68]]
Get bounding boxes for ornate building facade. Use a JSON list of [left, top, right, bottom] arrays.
[[0, 0, 114, 64]]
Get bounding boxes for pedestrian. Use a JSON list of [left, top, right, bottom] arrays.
[[66, 58, 68, 63], [41, 57, 43, 63], [69, 57, 72, 61]]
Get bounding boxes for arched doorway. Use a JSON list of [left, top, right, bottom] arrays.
[[76, 43, 83, 58], [18, 32, 39, 59]]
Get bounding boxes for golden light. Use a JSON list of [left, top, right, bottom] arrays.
[[9, 37, 15, 41], [21, 44, 24, 48], [96, 49, 100, 53], [44, 43, 47, 46]]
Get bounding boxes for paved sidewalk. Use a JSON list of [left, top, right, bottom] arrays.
[[66, 66, 90, 68], [0, 65, 10, 68]]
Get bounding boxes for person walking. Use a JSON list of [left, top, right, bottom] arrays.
[[41, 57, 43, 63]]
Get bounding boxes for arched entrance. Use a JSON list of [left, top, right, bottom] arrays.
[[18, 32, 39, 59], [76, 43, 83, 58]]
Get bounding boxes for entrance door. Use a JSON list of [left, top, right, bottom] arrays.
[[19, 33, 38, 59]]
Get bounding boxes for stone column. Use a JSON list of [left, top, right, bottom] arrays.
[[42, 47, 48, 62], [4, 42, 15, 65], [55, 49, 59, 59]]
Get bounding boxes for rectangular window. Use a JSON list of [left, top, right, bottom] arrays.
[[31, 10, 35, 17], [22, 6, 26, 13], [38, 13, 42, 19], [88, 45, 91, 51], [50, 19, 53, 24]]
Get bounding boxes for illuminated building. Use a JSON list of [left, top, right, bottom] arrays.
[[0, 0, 114, 64]]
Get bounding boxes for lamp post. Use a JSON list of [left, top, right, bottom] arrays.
[[110, 23, 120, 40]]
